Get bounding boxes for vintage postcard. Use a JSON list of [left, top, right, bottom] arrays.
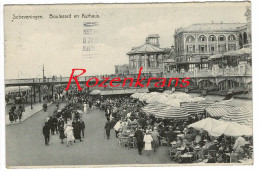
[[4, 2, 253, 168]]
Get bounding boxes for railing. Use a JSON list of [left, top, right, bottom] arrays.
[[6, 66, 252, 85], [163, 66, 252, 78]]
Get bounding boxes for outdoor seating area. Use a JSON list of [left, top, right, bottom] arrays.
[[129, 91, 253, 163]]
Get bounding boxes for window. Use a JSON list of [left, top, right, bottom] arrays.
[[158, 55, 163, 67], [218, 45, 226, 52], [189, 64, 196, 72], [199, 35, 206, 41], [229, 35, 236, 41], [133, 61, 136, 68], [200, 46, 206, 52], [147, 59, 150, 67], [219, 35, 225, 41], [186, 35, 195, 42], [187, 45, 193, 53], [211, 46, 215, 52], [202, 63, 208, 69], [149, 55, 155, 67], [209, 35, 216, 41]]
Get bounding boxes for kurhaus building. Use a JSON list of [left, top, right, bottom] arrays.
[[127, 34, 171, 75], [174, 7, 251, 72]]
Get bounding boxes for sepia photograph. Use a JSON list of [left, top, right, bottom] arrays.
[[4, 1, 253, 167]]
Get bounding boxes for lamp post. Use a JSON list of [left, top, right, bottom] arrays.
[[18, 71, 22, 97]]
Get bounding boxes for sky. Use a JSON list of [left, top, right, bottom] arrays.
[[4, 2, 250, 79]]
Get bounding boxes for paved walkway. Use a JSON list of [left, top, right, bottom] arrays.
[[6, 102, 54, 125], [6, 105, 172, 167]]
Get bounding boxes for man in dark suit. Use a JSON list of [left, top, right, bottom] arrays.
[[135, 126, 144, 155], [104, 119, 111, 140], [43, 122, 50, 145], [167, 127, 176, 145], [79, 118, 85, 138]]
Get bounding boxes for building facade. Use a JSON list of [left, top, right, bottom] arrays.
[[114, 64, 129, 74], [127, 34, 171, 75], [174, 22, 248, 72]]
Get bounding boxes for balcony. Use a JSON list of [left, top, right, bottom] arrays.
[[163, 65, 252, 78]]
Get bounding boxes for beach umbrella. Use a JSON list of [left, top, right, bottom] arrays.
[[205, 107, 230, 118], [155, 95, 169, 103], [146, 94, 165, 103], [191, 97, 206, 102], [208, 53, 223, 60], [209, 120, 252, 137], [164, 99, 182, 108], [181, 102, 205, 115], [237, 48, 252, 55], [162, 90, 172, 95], [149, 92, 160, 96], [220, 106, 253, 127], [90, 90, 101, 95], [188, 118, 223, 132], [143, 103, 167, 116], [159, 97, 172, 103], [155, 106, 189, 119], [146, 96, 158, 103], [139, 93, 151, 101], [136, 93, 146, 99], [130, 92, 139, 98], [223, 50, 243, 57]]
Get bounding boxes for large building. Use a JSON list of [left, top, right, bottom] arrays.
[[126, 34, 171, 75], [173, 6, 251, 73], [174, 22, 247, 72]]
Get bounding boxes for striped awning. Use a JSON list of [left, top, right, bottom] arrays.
[[205, 107, 229, 118], [198, 100, 215, 109], [155, 106, 189, 119], [143, 103, 167, 116], [181, 102, 205, 115], [220, 106, 253, 126]]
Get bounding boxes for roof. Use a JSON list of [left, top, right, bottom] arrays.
[[176, 23, 246, 33], [127, 43, 164, 55]]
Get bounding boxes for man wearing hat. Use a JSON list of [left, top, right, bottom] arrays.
[[167, 126, 176, 146], [151, 127, 160, 152], [42, 122, 50, 145], [104, 119, 112, 140], [135, 126, 144, 155]]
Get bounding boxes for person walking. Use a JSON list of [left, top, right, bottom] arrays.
[[58, 118, 65, 144], [151, 127, 160, 152], [144, 130, 153, 156], [64, 121, 75, 147], [43, 102, 47, 112], [79, 118, 85, 138], [135, 126, 144, 155], [42, 122, 50, 146], [83, 102, 87, 114], [74, 120, 83, 142], [104, 119, 111, 140]]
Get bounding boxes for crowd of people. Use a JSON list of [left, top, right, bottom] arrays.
[[39, 87, 253, 163], [99, 95, 253, 163], [8, 103, 25, 123], [42, 88, 91, 147]]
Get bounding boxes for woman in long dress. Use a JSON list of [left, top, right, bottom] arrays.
[[143, 130, 153, 155], [83, 102, 87, 114], [64, 121, 75, 147]]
